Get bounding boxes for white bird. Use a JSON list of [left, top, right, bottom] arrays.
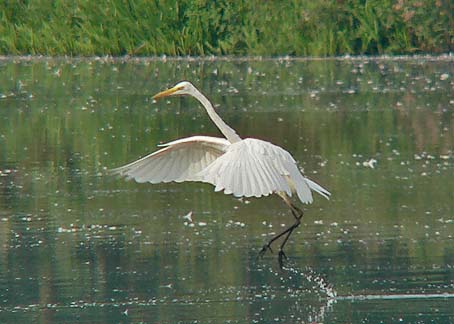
[[111, 81, 330, 266]]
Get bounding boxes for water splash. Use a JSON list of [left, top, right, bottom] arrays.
[[283, 263, 337, 299]]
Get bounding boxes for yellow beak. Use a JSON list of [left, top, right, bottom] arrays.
[[152, 85, 183, 100]]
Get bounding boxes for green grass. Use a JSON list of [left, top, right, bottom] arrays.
[[0, 0, 452, 56]]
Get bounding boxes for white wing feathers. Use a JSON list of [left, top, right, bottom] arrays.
[[110, 136, 229, 184], [198, 138, 330, 204], [304, 178, 331, 200], [112, 136, 330, 204]]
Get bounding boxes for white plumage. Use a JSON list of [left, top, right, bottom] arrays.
[[111, 81, 330, 265], [200, 138, 330, 203], [111, 136, 229, 183], [112, 81, 330, 204]]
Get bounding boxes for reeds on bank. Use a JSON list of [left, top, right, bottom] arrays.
[[0, 0, 452, 56]]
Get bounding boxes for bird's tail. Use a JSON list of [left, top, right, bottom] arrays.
[[304, 178, 331, 200]]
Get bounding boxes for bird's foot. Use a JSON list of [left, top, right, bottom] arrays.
[[257, 245, 289, 269], [278, 250, 288, 269], [257, 244, 273, 259]]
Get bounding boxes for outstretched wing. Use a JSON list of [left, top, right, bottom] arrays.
[[111, 136, 230, 184], [199, 138, 330, 204]]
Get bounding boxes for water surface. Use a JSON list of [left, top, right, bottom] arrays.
[[0, 57, 453, 323]]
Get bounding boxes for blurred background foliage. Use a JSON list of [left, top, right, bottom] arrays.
[[0, 0, 453, 56]]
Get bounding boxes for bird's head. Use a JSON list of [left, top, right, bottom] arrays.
[[152, 81, 196, 100]]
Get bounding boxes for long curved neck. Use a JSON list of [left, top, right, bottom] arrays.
[[195, 90, 242, 143]]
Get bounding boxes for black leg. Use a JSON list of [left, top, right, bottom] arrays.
[[258, 225, 293, 258], [280, 206, 303, 250], [258, 200, 304, 268], [278, 206, 303, 267]]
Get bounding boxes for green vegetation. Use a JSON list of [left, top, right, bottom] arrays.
[[0, 0, 453, 56]]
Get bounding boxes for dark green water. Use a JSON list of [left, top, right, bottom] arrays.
[[0, 57, 453, 323]]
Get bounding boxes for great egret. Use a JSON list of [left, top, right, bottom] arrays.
[[112, 81, 330, 266]]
